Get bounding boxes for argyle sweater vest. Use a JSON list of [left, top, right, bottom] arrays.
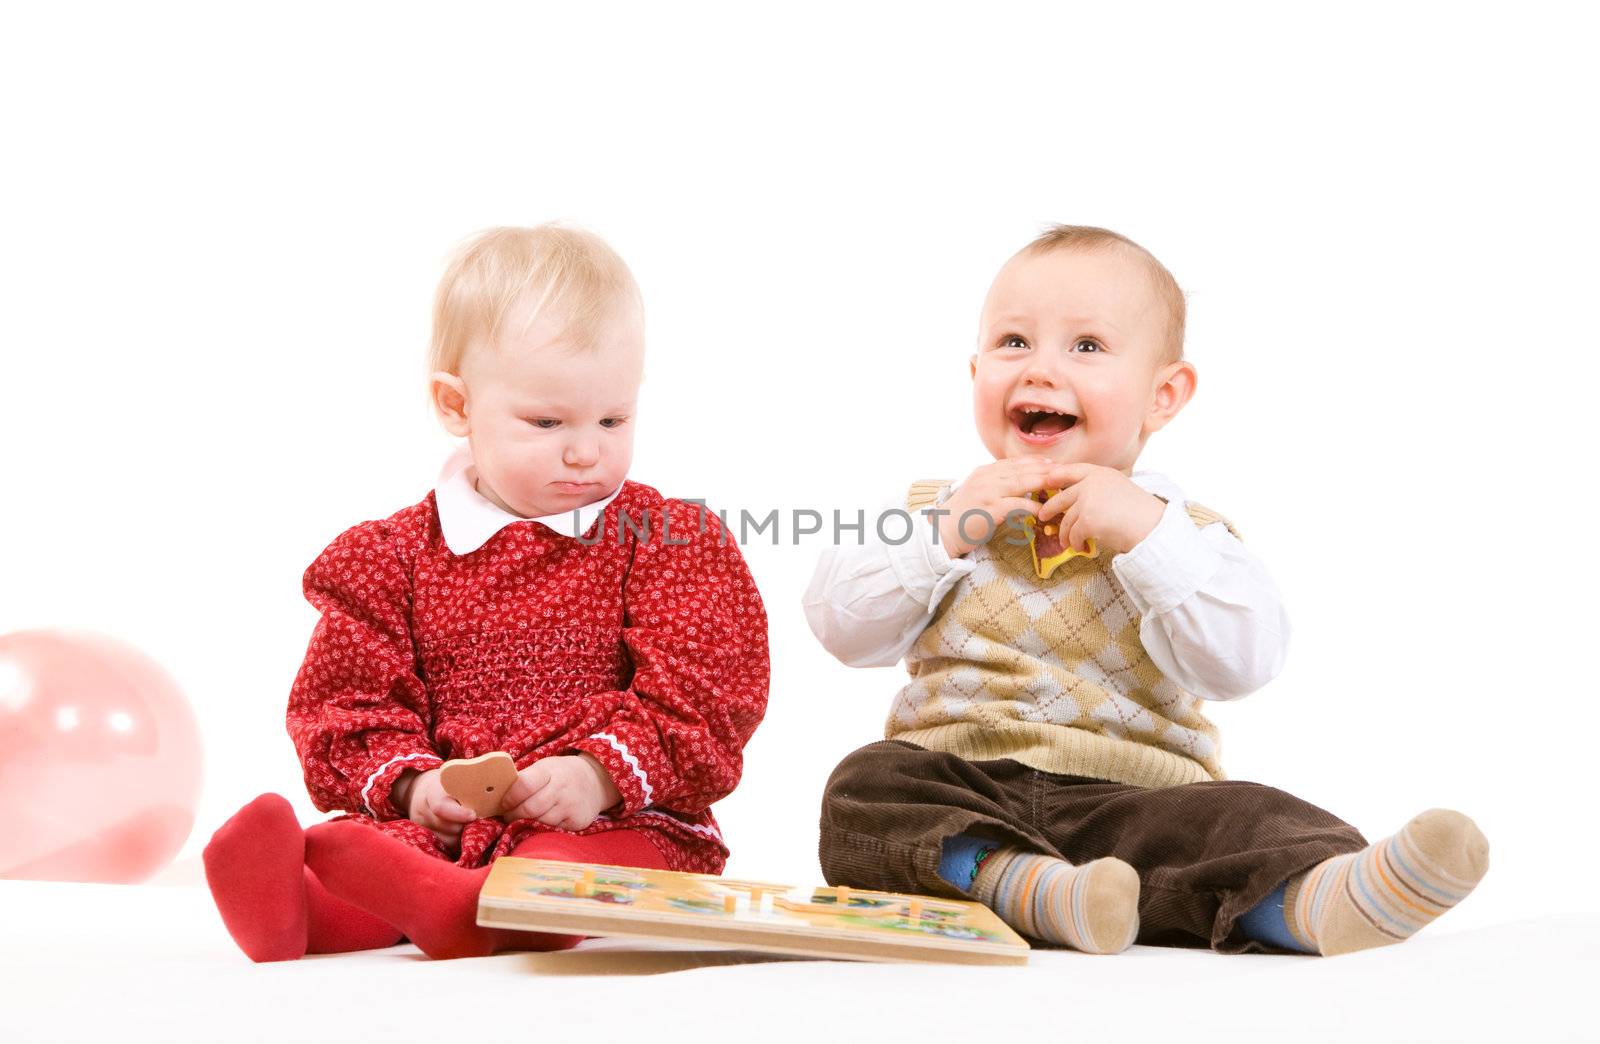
[[885, 479, 1242, 789]]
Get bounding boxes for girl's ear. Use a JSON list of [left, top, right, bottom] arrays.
[[430, 371, 471, 437]]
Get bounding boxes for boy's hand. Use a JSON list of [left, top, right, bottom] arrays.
[[395, 767, 477, 853], [1037, 463, 1168, 555], [936, 456, 1057, 557], [500, 754, 622, 832]]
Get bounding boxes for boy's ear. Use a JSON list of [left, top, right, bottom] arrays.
[[430, 371, 471, 438], [969, 354, 978, 380], [1141, 361, 1198, 437]]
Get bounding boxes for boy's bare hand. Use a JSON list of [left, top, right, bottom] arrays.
[[1037, 463, 1168, 555], [936, 456, 1057, 557], [500, 754, 622, 832], [395, 767, 476, 852]]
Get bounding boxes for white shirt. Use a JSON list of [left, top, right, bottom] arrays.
[[432, 445, 626, 555], [800, 471, 1291, 702]]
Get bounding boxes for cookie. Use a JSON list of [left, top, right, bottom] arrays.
[[439, 751, 519, 818]]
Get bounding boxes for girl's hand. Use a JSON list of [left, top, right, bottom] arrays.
[[1037, 463, 1168, 555], [500, 754, 622, 832], [394, 767, 476, 853], [935, 456, 1058, 557]]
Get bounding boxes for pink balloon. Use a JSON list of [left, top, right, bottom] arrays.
[[0, 630, 203, 883]]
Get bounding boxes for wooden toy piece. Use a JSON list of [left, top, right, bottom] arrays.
[[438, 751, 519, 818], [1025, 488, 1098, 579], [478, 859, 1031, 965], [572, 864, 601, 896]]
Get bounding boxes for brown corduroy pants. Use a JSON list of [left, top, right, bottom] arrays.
[[818, 740, 1368, 953]]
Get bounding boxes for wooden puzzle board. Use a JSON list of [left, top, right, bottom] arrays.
[[477, 857, 1030, 965]]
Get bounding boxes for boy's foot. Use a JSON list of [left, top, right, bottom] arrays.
[[975, 848, 1140, 954], [1284, 808, 1489, 956]]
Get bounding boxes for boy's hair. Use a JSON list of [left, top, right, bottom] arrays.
[[428, 223, 644, 374], [1020, 225, 1186, 368]]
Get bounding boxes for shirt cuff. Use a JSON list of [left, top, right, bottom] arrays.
[[359, 750, 445, 821], [886, 482, 976, 612], [1111, 496, 1226, 617], [568, 733, 654, 817]]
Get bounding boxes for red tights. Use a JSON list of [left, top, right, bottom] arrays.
[[203, 793, 668, 961]]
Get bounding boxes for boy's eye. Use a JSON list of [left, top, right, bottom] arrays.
[[1074, 338, 1103, 353], [528, 419, 559, 429], [999, 335, 1029, 350], [599, 417, 628, 429]]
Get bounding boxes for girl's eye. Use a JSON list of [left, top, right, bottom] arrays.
[[600, 417, 628, 429], [1000, 334, 1028, 350], [529, 419, 559, 429], [1074, 338, 1103, 353]]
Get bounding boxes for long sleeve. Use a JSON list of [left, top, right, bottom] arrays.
[[566, 502, 770, 817], [286, 519, 441, 819], [1111, 495, 1291, 702], [802, 486, 975, 668]]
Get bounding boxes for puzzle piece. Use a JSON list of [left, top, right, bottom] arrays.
[[1025, 488, 1098, 578], [439, 751, 519, 818]]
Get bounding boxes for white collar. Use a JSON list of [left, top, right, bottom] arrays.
[[433, 445, 625, 555]]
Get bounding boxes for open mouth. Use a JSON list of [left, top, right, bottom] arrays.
[[1009, 404, 1078, 442]]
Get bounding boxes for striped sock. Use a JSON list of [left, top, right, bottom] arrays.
[[1283, 808, 1489, 956], [972, 847, 1140, 954]]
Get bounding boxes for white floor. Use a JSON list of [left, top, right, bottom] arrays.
[[5, 877, 1592, 1043]]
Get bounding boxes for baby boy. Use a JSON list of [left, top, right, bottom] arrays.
[[803, 226, 1488, 955]]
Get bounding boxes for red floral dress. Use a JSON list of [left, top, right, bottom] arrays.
[[286, 480, 769, 873]]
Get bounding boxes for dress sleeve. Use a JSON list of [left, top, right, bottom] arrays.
[[285, 519, 442, 819], [801, 488, 976, 668], [566, 502, 770, 817], [1111, 498, 1291, 702]]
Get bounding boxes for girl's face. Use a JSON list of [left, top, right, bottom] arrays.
[[441, 301, 644, 519]]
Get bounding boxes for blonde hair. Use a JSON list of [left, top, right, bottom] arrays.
[[428, 223, 644, 374], [1020, 224, 1186, 368]]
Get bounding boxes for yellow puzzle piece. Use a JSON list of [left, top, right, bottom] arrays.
[[1024, 489, 1098, 579]]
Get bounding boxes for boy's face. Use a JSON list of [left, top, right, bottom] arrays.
[[971, 245, 1190, 474], [443, 298, 644, 519]]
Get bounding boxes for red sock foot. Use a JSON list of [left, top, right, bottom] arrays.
[[203, 793, 310, 962], [304, 820, 537, 960], [305, 870, 404, 954], [203, 794, 403, 960]]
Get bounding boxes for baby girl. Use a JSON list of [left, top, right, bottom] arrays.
[[204, 225, 770, 961]]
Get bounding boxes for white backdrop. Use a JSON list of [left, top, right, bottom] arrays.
[[3, 2, 1595, 936]]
